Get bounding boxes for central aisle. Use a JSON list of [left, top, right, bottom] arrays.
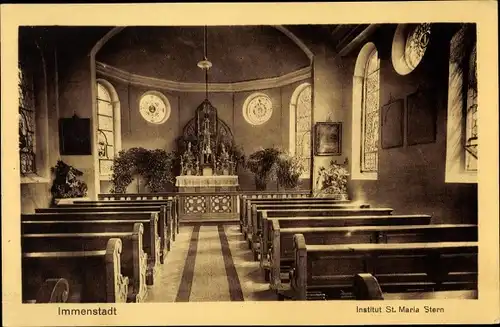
[[145, 224, 276, 302]]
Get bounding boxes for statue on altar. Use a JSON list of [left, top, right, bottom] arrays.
[[180, 141, 198, 175], [216, 143, 234, 175], [201, 117, 213, 166], [177, 98, 240, 179]]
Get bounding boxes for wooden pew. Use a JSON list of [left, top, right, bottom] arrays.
[[241, 196, 348, 238], [268, 223, 476, 290], [92, 195, 178, 233], [37, 204, 173, 260], [25, 278, 70, 303], [22, 212, 161, 284], [71, 198, 179, 236], [248, 202, 369, 242], [23, 238, 130, 303], [239, 191, 311, 233], [352, 273, 478, 300], [249, 207, 394, 261], [244, 199, 357, 239], [287, 235, 478, 300], [261, 214, 430, 267], [22, 223, 148, 302]]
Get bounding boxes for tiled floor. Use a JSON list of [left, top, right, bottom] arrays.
[[145, 224, 276, 302]]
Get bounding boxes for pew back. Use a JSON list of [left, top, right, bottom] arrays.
[[23, 238, 129, 303], [72, 198, 178, 235], [37, 205, 173, 254], [290, 235, 478, 300], [255, 207, 394, 237], [22, 212, 161, 282], [242, 197, 351, 235], [22, 223, 148, 301], [269, 223, 477, 289], [263, 214, 432, 254], [240, 192, 312, 233]]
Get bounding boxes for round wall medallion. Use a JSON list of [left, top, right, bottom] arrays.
[[139, 91, 171, 124], [243, 92, 273, 125], [392, 23, 432, 75]]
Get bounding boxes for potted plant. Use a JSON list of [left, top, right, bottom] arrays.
[[110, 147, 178, 193], [246, 147, 282, 190], [50, 160, 89, 205], [276, 152, 305, 190], [110, 147, 147, 193], [142, 149, 177, 192], [229, 142, 246, 173], [314, 158, 349, 199]]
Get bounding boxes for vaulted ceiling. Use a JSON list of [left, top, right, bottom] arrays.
[[96, 26, 312, 83], [21, 25, 377, 83]]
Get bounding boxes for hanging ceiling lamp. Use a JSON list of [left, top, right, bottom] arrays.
[[197, 25, 212, 100]]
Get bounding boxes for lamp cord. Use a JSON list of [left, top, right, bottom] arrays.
[[204, 25, 208, 99]]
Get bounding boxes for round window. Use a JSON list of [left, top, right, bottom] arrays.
[[392, 23, 432, 75], [139, 92, 171, 124], [243, 93, 273, 125]]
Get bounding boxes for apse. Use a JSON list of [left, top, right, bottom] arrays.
[[96, 26, 312, 83]]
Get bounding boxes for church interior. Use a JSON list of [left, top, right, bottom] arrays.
[[17, 23, 479, 303]]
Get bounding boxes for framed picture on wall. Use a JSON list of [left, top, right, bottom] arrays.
[[381, 98, 404, 149], [59, 115, 92, 155], [314, 122, 342, 156]]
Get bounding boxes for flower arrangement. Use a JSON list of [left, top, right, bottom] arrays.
[[229, 142, 246, 172], [50, 160, 88, 202], [142, 149, 177, 192], [315, 158, 349, 197], [110, 147, 178, 193], [246, 147, 282, 190], [276, 152, 305, 189]]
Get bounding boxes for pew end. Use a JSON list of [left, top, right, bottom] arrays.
[[23, 238, 129, 303], [32, 278, 70, 303], [105, 238, 130, 303], [353, 273, 384, 300]]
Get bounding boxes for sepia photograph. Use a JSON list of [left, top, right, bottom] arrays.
[[2, 2, 499, 326]]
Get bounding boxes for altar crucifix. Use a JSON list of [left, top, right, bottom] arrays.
[[202, 116, 213, 164], [196, 99, 218, 174]]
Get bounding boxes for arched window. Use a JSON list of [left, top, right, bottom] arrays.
[[96, 80, 121, 179], [465, 44, 478, 171], [18, 60, 36, 175], [289, 83, 312, 178], [351, 43, 380, 180], [445, 25, 477, 183]]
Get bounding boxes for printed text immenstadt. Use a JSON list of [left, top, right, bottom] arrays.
[[58, 306, 118, 316]]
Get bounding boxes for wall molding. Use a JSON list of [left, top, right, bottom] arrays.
[[96, 61, 312, 93]]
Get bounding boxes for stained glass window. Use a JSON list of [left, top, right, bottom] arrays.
[[465, 44, 478, 171], [19, 61, 36, 175], [404, 23, 431, 72], [97, 83, 115, 176], [139, 92, 170, 124], [243, 93, 273, 125], [295, 85, 312, 177], [361, 48, 380, 172]]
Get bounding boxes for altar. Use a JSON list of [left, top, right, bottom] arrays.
[[174, 98, 240, 222], [176, 175, 239, 191]]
